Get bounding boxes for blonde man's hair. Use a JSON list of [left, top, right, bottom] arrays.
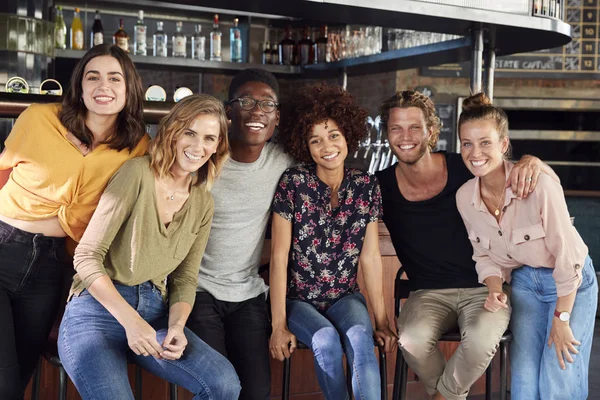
[[379, 90, 441, 151], [149, 94, 229, 191]]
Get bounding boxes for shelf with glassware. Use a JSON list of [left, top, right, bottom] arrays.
[[53, 13, 473, 77]]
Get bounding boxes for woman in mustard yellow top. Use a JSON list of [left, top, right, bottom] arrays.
[[0, 44, 148, 399]]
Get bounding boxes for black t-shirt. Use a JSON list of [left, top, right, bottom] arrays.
[[376, 152, 481, 290]]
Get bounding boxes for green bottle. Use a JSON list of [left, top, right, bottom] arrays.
[[54, 6, 67, 49]]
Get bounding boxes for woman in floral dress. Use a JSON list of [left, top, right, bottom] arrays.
[[268, 83, 397, 400]]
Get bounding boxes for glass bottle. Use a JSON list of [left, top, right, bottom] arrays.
[[54, 6, 67, 49], [113, 18, 129, 52], [298, 25, 314, 65], [191, 24, 206, 60], [210, 14, 222, 61], [315, 24, 330, 63], [270, 42, 279, 65], [279, 25, 295, 65], [70, 8, 84, 50], [262, 41, 271, 64], [230, 18, 242, 62], [91, 10, 104, 47], [134, 10, 147, 56], [173, 21, 186, 58], [153, 21, 168, 57]]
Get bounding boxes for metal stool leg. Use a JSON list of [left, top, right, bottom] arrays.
[[500, 341, 508, 400], [392, 347, 408, 400], [379, 349, 387, 400], [282, 356, 291, 400], [134, 364, 142, 400], [58, 365, 67, 400], [485, 359, 492, 400], [31, 358, 42, 400], [169, 382, 178, 399]]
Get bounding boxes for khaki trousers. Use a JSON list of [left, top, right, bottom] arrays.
[[397, 286, 510, 400]]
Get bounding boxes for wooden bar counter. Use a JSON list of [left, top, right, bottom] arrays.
[[25, 222, 502, 400]]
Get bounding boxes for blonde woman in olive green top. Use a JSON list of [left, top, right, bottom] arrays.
[[58, 95, 241, 400]]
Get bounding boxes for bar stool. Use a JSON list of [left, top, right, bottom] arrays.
[[281, 341, 388, 400], [31, 317, 179, 400], [32, 342, 144, 400], [392, 266, 513, 400]]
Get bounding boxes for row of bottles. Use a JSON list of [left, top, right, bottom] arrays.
[[54, 8, 243, 62], [263, 25, 330, 66]]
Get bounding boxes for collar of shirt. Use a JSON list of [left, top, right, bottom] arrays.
[[306, 164, 352, 209], [470, 160, 518, 215]]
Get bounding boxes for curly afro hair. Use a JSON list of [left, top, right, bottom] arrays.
[[279, 83, 369, 163]]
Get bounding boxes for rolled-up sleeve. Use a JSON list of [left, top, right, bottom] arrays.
[[73, 161, 141, 288], [535, 175, 587, 297]]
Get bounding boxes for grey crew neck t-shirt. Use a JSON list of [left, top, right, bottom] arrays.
[[197, 142, 295, 302]]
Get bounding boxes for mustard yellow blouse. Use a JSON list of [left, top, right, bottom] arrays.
[[0, 103, 149, 242]]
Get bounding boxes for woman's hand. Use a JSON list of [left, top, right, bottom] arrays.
[[269, 327, 297, 361], [160, 325, 188, 360], [508, 155, 542, 199], [123, 316, 164, 359], [484, 291, 509, 313], [374, 323, 398, 353], [549, 320, 580, 370]]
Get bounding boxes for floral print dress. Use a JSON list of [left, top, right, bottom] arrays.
[[272, 165, 381, 311]]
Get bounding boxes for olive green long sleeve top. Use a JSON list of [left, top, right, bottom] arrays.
[[70, 156, 214, 307]]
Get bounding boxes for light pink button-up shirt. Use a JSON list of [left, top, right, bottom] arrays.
[[456, 161, 587, 297]]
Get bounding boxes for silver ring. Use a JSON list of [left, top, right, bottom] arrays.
[[525, 177, 532, 182]]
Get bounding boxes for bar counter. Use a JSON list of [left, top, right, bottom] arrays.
[[24, 222, 504, 400]]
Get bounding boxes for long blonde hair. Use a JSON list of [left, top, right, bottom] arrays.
[[149, 94, 229, 190]]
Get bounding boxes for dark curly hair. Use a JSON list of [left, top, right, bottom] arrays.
[[279, 83, 368, 163]]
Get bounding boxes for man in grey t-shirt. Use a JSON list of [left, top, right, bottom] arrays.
[[187, 69, 294, 400]]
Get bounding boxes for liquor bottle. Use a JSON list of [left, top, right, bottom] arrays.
[[54, 6, 67, 49], [134, 10, 147, 56], [70, 8, 84, 50], [279, 25, 295, 65], [192, 24, 206, 60], [113, 19, 129, 52], [270, 42, 279, 65], [315, 24, 330, 63], [542, 0, 549, 15], [210, 14, 222, 61], [91, 10, 104, 47], [262, 41, 271, 64], [298, 26, 314, 65], [172, 21, 187, 58], [153, 21, 168, 57], [230, 18, 242, 62], [533, 0, 541, 15]]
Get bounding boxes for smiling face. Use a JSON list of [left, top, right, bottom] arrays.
[[81, 55, 127, 119], [459, 119, 509, 178], [307, 119, 348, 173], [171, 114, 222, 178], [386, 107, 432, 165], [228, 81, 280, 148]]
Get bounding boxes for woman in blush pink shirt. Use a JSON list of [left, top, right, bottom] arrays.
[[454, 93, 597, 400]]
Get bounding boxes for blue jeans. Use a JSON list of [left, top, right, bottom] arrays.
[[510, 256, 598, 400], [58, 282, 241, 400], [287, 292, 380, 400]]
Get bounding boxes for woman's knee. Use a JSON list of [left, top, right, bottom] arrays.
[[203, 361, 241, 400], [311, 327, 344, 363]]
